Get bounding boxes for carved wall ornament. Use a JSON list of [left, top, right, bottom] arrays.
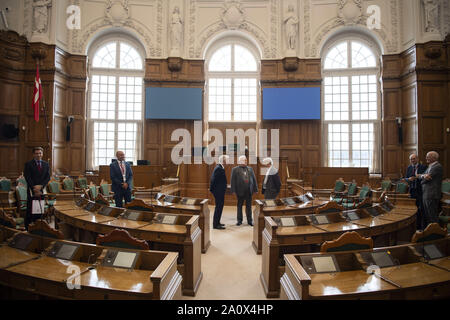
[[168, 57, 183, 72], [422, 0, 440, 33], [337, 0, 364, 26], [284, 4, 299, 54], [105, 0, 130, 26], [282, 57, 299, 72], [32, 0, 52, 34], [170, 6, 183, 57], [424, 43, 442, 59], [221, 1, 246, 30]]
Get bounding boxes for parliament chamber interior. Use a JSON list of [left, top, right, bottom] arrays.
[[0, 0, 449, 302]]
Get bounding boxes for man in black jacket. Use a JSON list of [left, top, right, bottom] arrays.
[[23, 146, 50, 229], [230, 155, 258, 226], [404, 153, 427, 229], [209, 155, 229, 229], [261, 157, 281, 200]]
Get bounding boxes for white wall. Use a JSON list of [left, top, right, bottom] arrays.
[[3, 0, 449, 58]]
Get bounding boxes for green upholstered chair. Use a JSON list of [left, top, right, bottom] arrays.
[[46, 180, 61, 207], [343, 184, 371, 209], [96, 228, 149, 250], [62, 177, 75, 191], [379, 178, 392, 192], [99, 182, 114, 206], [411, 223, 447, 243], [28, 219, 64, 239], [0, 178, 11, 191], [88, 185, 98, 199], [331, 178, 346, 203], [320, 231, 373, 253], [395, 181, 409, 194], [77, 177, 88, 190], [15, 185, 28, 215], [16, 176, 27, 188], [442, 179, 450, 194]]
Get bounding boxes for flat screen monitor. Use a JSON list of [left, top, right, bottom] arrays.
[[84, 202, 96, 211], [347, 212, 360, 221], [9, 233, 33, 250], [365, 206, 380, 217], [50, 243, 79, 261], [371, 251, 395, 268], [423, 244, 444, 260], [283, 198, 296, 205], [164, 195, 176, 204], [98, 206, 113, 216], [113, 251, 138, 269], [315, 215, 329, 225], [381, 201, 393, 212], [146, 87, 203, 120], [125, 210, 141, 221], [262, 87, 321, 120], [312, 256, 337, 273], [280, 217, 296, 227], [264, 200, 277, 207]]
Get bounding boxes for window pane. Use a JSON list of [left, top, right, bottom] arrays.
[[234, 78, 257, 121], [234, 45, 257, 71], [208, 78, 232, 120], [324, 42, 348, 69], [92, 42, 116, 68], [209, 45, 232, 71], [119, 42, 143, 69], [94, 121, 116, 167], [351, 42, 376, 68]]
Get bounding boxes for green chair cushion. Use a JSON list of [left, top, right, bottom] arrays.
[[78, 178, 88, 189], [381, 180, 392, 191], [63, 178, 74, 191], [347, 184, 357, 196], [126, 205, 152, 212], [334, 180, 345, 193], [415, 233, 446, 243], [89, 186, 98, 199], [17, 178, 27, 188], [326, 243, 371, 252], [396, 183, 408, 194], [0, 179, 11, 191], [442, 182, 450, 193], [100, 184, 110, 196], [48, 181, 60, 194], [100, 241, 146, 250]]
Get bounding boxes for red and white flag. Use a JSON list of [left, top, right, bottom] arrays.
[[32, 64, 42, 122]]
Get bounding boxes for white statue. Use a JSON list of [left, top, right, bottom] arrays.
[[170, 6, 183, 51], [33, 0, 52, 34], [423, 0, 439, 33], [284, 5, 299, 51]]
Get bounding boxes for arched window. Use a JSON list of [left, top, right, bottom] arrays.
[[206, 41, 259, 121], [87, 37, 144, 168], [322, 38, 381, 173]]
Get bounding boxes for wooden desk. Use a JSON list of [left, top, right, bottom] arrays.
[[253, 199, 329, 254], [280, 237, 450, 300], [53, 202, 202, 297], [0, 229, 182, 300], [261, 203, 417, 298]]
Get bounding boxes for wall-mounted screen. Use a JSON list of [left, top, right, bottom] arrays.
[[262, 87, 321, 120], [113, 251, 138, 268], [145, 87, 203, 120]]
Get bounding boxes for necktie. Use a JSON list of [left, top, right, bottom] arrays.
[[37, 161, 42, 171], [120, 161, 125, 175]]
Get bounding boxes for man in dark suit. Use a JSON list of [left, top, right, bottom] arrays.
[[417, 151, 443, 227], [404, 153, 427, 229], [209, 155, 229, 230], [23, 146, 50, 229], [110, 150, 133, 208], [230, 155, 258, 226], [261, 157, 281, 200]]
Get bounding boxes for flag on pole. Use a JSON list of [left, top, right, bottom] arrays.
[[32, 64, 42, 122]]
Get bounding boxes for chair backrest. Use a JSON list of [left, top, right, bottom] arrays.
[[77, 177, 88, 189], [359, 184, 371, 200], [99, 183, 110, 196], [16, 185, 28, 202], [442, 179, 450, 193], [28, 219, 64, 239], [395, 181, 408, 194], [380, 178, 392, 191], [411, 223, 447, 243], [63, 177, 74, 191], [334, 178, 345, 193], [0, 209, 16, 228], [347, 182, 358, 196], [89, 185, 98, 199], [47, 180, 60, 194], [95, 194, 109, 206], [96, 229, 149, 250], [0, 178, 11, 191], [16, 176, 27, 188], [314, 201, 344, 215], [320, 231, 373, 253], [124, 199, 153, 212]]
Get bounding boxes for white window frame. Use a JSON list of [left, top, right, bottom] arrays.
[[321, 36, 382, 173], [205, 38, 261, 123], [87, 35, 145, 170]]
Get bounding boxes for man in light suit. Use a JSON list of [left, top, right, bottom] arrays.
[[23, 146, 50, 229], [404, 153, 427, 229], [230, 155, 258, 226], [417, 151, 443, 227], [110, 150, 133, 208], [209, 155, 229, 230]]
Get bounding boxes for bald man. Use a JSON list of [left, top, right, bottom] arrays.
[[110, 151, 133, 207], [417, 151, 443, 227], [404, 153, 427, 229]]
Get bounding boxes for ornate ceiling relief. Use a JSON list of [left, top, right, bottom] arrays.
[[270, 0, 278, 58], [193, 1, 271, 59], [73, 0, 157, 57], [310, 0, 399, 57], [304, 0, 311, 57], [188, 0, 196, 58]]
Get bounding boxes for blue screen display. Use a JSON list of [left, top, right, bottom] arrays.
[[262, 87, 321, 120], [145, 87, 203, 120]]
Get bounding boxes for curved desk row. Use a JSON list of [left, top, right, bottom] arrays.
[[0, 226, 182, 300], [260, 201, 417, 298], [280, 237, 450, 300], [53, 200, 202, 297]]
